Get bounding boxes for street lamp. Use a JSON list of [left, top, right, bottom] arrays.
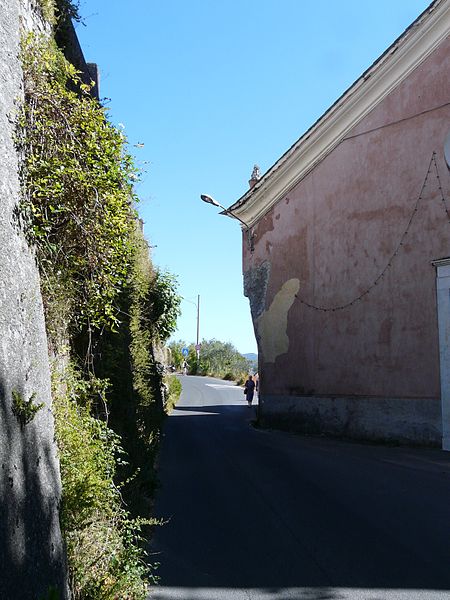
[[200, 194, 255, 252]]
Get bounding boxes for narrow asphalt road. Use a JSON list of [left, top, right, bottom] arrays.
[[149, 376, 450, 600]]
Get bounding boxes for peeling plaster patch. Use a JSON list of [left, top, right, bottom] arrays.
[[255, 212, 274, 238], [243, 261, 271, 321], [256, 278, 300, 363]]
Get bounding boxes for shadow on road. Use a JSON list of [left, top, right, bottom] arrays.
[[151, 397, 450, 599]]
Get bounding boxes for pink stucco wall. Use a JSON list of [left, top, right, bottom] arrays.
[[245, 35, 450, 405]]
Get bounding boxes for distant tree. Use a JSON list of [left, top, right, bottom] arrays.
[[168, 340, 187, 369], [197, 339, 250, 381], [169, 338, 251, 382]]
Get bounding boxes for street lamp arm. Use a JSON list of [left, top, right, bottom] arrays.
[[220, 208, 251, 230], [200, 193, 255, 252], [201, 194, 248, 226], [181, 296, 198, 308]]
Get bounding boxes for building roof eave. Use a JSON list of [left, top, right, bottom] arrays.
[[229, 0, 449, 227]]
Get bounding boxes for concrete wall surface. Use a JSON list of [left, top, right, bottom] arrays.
[[245, 31, 450, 444], [259, 395, 442, 446], [0, 1, 68, 597]]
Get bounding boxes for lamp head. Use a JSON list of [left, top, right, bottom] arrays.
[[200, 194, 221, 208]]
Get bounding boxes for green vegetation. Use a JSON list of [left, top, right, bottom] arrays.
[[17, 30, 181, 599], [166, 374, 182, 413], [39, 586, 60, 600], [52, 364, 157, 599], [11, 390, 44, 426], [18, 32, 136, 334], [169, 339, 252, 384], [38, 0, 81, 25], [96, 226, 181, 516]]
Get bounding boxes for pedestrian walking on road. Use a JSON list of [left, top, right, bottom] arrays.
[[182, 360, 189, 376], [244, 375, 256, 406]]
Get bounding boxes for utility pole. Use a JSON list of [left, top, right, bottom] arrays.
[[196, 294, 200, 362]]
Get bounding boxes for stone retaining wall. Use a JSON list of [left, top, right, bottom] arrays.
[[0, 1, 68, 597]]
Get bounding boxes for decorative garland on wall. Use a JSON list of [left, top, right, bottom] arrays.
[[294, 152, 448, 312]]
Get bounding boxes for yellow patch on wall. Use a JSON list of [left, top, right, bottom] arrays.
[[256, 278, 300, 363]]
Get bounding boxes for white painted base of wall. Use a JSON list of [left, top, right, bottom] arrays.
[[259, 395, 442, 446]]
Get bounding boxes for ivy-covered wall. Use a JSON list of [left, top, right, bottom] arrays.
[[0, 1, 68, 598], [1, 2, 181, 599]]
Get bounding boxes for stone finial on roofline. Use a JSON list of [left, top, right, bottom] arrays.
[[249, 164, 261, 189]]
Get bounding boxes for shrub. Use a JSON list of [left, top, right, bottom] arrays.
[[52, 364, 157, 600], [165, 374, 182, 412]]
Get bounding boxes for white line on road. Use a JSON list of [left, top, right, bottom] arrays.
[[205, 384, 243, 390]]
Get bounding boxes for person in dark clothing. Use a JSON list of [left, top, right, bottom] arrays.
[[244, 375, 256, 406]]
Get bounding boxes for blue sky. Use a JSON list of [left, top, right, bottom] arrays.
[[76, 0, 431, 355]]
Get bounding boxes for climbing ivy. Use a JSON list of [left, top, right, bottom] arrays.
[[18, 33, 137, 333]]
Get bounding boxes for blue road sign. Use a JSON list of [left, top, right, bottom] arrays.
[[182, 347, 189, 357]]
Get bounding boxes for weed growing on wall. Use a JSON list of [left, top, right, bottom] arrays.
[[11, 390, 44, 426]]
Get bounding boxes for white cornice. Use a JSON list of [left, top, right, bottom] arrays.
[[230, 0, 450, 228]]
